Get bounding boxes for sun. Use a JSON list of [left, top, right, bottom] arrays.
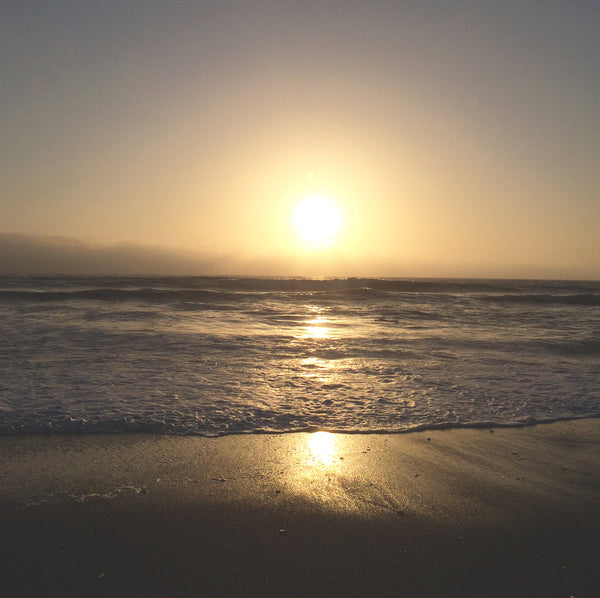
[[293, 194, 343, 249]]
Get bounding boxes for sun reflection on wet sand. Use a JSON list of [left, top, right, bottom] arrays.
[[282, 432, 357, 509], [280, 433, 407, 516], [308, 431, 338, 464]]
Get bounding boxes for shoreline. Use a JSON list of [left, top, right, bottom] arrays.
[[4, 411, 599, 438], [2, 419, 599, 596]]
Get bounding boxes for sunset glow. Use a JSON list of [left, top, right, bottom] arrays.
[[293, 195, 343, 250], [1, 3, 599, 279]]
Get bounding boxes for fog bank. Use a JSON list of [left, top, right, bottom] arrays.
[[0, 233, 595, 280]]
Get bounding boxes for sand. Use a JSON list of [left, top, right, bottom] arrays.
[[1, 419, 599, 597]]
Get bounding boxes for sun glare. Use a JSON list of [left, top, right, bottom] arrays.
[[293, 194, 343, 249], [308, 431, 338, 464]]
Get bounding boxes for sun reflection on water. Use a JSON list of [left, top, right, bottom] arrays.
[[304, 324, 330, 339], [298, 356, 342, 384], [296, 305, 335, 340]]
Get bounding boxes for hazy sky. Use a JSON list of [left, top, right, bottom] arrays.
[[1, 1, 599, 278]]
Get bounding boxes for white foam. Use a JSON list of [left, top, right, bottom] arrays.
[[1, 276, 599, 436]]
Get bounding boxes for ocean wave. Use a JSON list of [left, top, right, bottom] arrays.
[[484, 293, 600, 306], [2, 277, 599, 306], [0, 287, 247, 304], [2, 274, 600, 439]]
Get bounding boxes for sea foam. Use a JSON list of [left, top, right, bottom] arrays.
[[1, 276, 599, 435]]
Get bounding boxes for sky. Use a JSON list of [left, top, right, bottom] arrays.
[[1, 1, 599, 278]]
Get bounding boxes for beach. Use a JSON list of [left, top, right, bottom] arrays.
[[1, 419, 599, 597]]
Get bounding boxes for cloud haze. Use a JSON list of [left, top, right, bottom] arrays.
[[0, 233, 219, 276], [1, 3, 599, 280], [1, 232, 596, 280]]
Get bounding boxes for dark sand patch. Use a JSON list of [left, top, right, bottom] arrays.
[[1, 420, 599, 597]]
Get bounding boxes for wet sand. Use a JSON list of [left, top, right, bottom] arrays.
[[1, 419, 599, 597]]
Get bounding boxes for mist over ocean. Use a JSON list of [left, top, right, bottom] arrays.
[[1, 276, 599, 436]]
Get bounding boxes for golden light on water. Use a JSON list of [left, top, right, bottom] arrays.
[[296, 305, 334, 340], [298, 356, 341, 386], [304, 320, 330, 339]]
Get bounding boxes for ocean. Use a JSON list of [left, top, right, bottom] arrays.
[[1, 276, 599, 436]]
